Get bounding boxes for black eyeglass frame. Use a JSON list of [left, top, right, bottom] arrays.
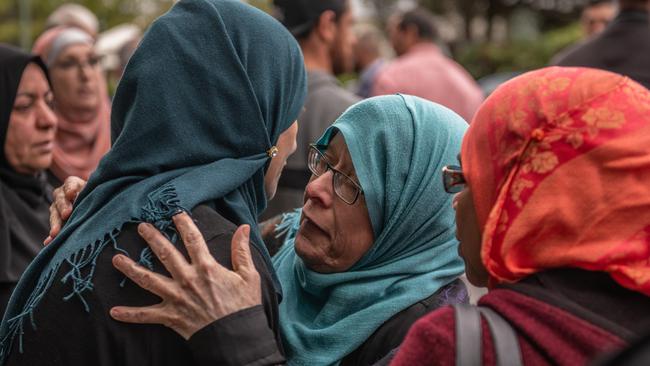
[[442, 165, 466, 193], [307, 144, 364, 205]]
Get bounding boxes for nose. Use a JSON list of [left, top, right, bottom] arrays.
[[36, 100, 58, 130], [78, 62, 93, 81], [304, 171, 335, 208]]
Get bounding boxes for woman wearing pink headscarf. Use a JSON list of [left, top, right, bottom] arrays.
[[32, 26, 110, 185]]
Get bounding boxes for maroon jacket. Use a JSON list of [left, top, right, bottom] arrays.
[[391, 269, 650, 366]]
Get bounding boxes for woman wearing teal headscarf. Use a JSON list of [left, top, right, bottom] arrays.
[[81, 94, 470, 365], [272, 94, 467, 365], [0, 0, 306, 365]]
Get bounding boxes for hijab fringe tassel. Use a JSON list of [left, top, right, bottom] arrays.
[[274, 209, 301, 240], [0, 183, 182, 362]]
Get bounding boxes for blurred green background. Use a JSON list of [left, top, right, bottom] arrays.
[[1, 0, 588, 79]]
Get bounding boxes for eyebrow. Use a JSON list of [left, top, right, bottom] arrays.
[[323, 149, 359, 180], [15, 91, 53, 99]]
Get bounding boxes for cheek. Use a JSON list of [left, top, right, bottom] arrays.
[[52, 74, 74, 97], [332, 203, 374, 265], [4, 119, 31, 162]]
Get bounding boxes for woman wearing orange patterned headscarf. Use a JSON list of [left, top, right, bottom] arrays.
[[391, 67, 650, 366]]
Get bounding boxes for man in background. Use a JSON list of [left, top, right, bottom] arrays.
[[553, 0, 650, 89], [372, 8, 483, 123], [353, 25, 388, 99], [550, 0, 617, 64], [266, 0, 360, 219], [581, 0, 618, 37]]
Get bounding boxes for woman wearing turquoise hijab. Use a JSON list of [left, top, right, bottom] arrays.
[[0, 0, 306, 365], [72, 94, 470, 365], [272, 94, 467, 365]]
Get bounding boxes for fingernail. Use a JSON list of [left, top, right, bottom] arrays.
[[113, 255, 124, 265], [243, 225, 250, 237], [137, 223, 150, 235]]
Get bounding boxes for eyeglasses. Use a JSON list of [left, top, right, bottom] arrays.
[[307, 144, 364, 205], [53, 55, 102, 71], [442, 165, 466, 193]]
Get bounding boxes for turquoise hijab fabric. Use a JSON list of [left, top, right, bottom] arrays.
[[273, 95, 467, 365], [0, 0, 306, 361]]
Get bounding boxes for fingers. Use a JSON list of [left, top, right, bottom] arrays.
[[47, 203, 63, 243], [230, 225, 256, 278], [63, 176, 86, 202], [172, 213, 212, 265], [53, 189, 73, 223], [109, 304, 191, 340], [137, 223, 190, 279], [109, 304, 167, 325], [44, 177, 87, 245], [112, 254, 177, 299]]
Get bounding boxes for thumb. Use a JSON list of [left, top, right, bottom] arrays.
[[230, 225, 255, 276]]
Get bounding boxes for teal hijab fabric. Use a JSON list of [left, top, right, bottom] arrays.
[[0, 0, 306, 361], [273, 94, 467, 365]]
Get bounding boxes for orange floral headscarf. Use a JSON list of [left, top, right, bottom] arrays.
[[461, 67, 650, 295]]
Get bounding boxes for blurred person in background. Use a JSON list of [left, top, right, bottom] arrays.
[[45, 3, 100, 39], [553, 0, 650, 89], [372, 8, 483, 123], [32, 27, 111, 186], [265, 0, 360, 220], [352, 25, 388, 99], [582, 0, 618, 37], [550, 0, 617, 64], [0, 45, 57, 316]]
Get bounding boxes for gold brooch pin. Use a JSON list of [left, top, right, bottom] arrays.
[[267, 146, 279, 158]]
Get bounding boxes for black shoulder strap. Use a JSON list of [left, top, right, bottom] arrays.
[[453, 304, 523, 366], [454, 304, 482, 366]]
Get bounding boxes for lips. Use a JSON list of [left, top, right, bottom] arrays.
[[32, 140, 54, 153], [300, 210, 328, 238]]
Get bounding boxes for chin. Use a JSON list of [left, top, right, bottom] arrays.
[[293, 233, 309, 257], [294, 234, 318, 264], [31, 158, 52, 172]]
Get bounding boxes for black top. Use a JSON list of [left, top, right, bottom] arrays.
[[4, 205, 282, 366], [0, 170, 52, 316], [0, 44, 52, 316], [503, 268, 650, 341], [340, 278, 468, 365], [596, 331, 650, 366], [189, 278, 467, 365], [553, 10, 650, 89]]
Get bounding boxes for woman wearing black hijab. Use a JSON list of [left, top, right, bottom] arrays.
[[0, 44, 57, 316]]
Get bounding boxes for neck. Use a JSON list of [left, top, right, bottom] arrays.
[[409, 41, 435, 52], [301, 41, 333, 74]]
